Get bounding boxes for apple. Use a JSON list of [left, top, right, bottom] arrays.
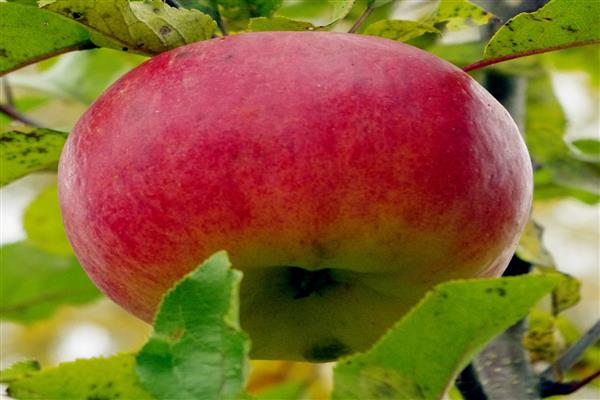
[[58, 32, 532, 362]]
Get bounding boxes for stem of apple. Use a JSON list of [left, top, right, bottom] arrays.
[[348, 2, 376, 34]]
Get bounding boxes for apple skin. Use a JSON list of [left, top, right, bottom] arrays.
[[58, 32, 532, 362]]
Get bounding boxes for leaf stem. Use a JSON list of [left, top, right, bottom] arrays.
[[463, 39, 600, 73], [0, 104, 43, 128], [540, 370, 600, 398], [348, 2, 375, 34]]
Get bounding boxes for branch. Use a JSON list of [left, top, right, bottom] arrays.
[[463, 39, 600, 73], [540, 370, 600, 398], [0, 41, 96, 77], [541, 319, 600, 381], [0, 104, 43, 128], [348, 2, 375, 34]]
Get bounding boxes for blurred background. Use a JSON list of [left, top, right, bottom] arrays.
[[1, 0, 598, 399]]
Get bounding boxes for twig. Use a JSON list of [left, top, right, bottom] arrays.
[[540, 370, 600, 398], [541, 319, 600, 381], [1, 78, 15, 107], [348, 2, 375, 34], [0, 104, 43, 128]]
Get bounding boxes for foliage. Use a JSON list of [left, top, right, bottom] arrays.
[[0, 0, 598, 399]]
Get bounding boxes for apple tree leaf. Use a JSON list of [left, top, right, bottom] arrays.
[[571, 138, 600, 162], [0, 354, 154, 400], [332, 274, 561, 400], [24, 183, 73, 256], [363, 20, 439, 42], [0, 241, 100, 323], [40, 0, 217, 55], [0, 360, 41, 383], [516, 219, 555, 268], [248, 0, 355, 32], [484, 0, 600, 60], [430, 0, 493, 31], [9, 48, 146, 105], [136, 251, 250, 400], [0, 2, 93, 75], [248, 16, 314, 32], [526, 72, 600, 202], [0, 128, 69, 187]]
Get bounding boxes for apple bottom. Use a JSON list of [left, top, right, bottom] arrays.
[[238, 266, 426, 362]]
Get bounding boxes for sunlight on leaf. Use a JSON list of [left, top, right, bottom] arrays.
[[0, 2, 92, 75], [0, 127, 68, 187], [485, 0, 600, 59], [363, 20, 439, 42], [0, 354, 154, 399], [41, 0, 216, 55], [332, 275, 560, 400]]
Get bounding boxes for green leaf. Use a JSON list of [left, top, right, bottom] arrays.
[[516, 219, 555, 267], [549, 270, 581, 314], [523, 309, 557, 362], [249, 16, 314, 32], [249, 0, 355, 32], [332, 274, 560, 400], [485, 0, 600, 60], [430, 0, 493, 31], [41, 0, 216, 55], [0, 354, 154, 400], [136, 251, 250, 400], [9, 48, 146, 104], [0, 2, 92, 75], [0, 360, 41, 383], [571, 138, 600, 162], [427, 41, 485, 67], [24, 183, 73, 256], [363, 20, 439, 42], [0, 128, 68, 187], [0, 241, 100, 323], [526, 73, 600, 200]]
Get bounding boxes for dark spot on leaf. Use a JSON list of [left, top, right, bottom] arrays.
[[562, 25, 577, 33], [0, 48, 8, 58], [375, 382, 397, 398], [153, 7, 160, 13], [72, 11, 83, 19], [122, 47, 129, 52], [543, 17, 552, 21], [159, 26, 171, 37], [89, 384, 97, 390], [105, 381, 113, 388], [303, 338, 351, 362]]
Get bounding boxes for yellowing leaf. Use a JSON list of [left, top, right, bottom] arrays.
[[41, 0, 216, 55], [0, 354, 154, 399], [0, 128, 68, 187]]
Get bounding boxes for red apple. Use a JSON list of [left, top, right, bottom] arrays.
[[58, 32, 532, 361]]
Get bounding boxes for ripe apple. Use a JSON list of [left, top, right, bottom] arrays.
[[58, 32, 532, 362]]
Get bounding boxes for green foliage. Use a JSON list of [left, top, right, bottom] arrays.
[[516, 220, 555, 267], [10, 48, 146, 104], [41, 0, 216, 55], [249, 16, 314, 32], [431, 0, 493, 31], [485, 0, 600, 59], [0, 241, 100, 323], [332, 274, 560, 400], [0, 2, 91, 75], [0, 360, 41, 383], [363, 20, 439, 42], [571, 138, 600, 162], [248, 0, 355, 32], [0, 354, 154, 400], [136, 251, 250, 400], [24, 183, 73, 256], [254, 380, 306, 400], [526, 73, 600, 203], [360, 0, 490, 44], [0, 128, 68, 187]]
